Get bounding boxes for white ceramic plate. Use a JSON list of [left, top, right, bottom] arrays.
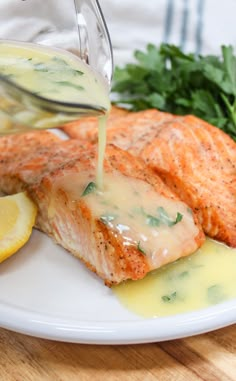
[[0, 230, 236, 344]]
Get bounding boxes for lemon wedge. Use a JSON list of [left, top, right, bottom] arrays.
[[0, 192, 37, 263]]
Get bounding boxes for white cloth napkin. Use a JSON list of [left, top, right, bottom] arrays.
[[0, 0, 236, 66]]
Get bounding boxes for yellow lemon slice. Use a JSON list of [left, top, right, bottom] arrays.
[[0, 192, 37, 263]]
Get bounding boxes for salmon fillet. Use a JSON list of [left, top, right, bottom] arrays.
[[0, 131, 204, 285], [140, 116, 236, 247], [62, 107, 175, 154], [64, 108, 236, 247], [0, 130, 92, 192]]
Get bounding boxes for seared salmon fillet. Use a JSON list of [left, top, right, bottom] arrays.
[[140, 116, 236, 247], [64, 108, 236, 247], [0, 132, 204, 285], [0, 130, 92, 193], [62, 107, 175, 154]]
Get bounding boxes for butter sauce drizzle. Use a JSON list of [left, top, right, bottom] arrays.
[[113, 239, 236, 317]]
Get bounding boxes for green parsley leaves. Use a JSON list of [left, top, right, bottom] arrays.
[[207, 284, 225, 305], [137, 241, 146, 255], [55, 81, 84, 91], [162, 291, 177, 303], [81, 182, 96, 197], [146, 207, 183, 227], [112, 43, 236, 140]]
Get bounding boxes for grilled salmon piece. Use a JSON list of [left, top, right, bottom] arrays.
[[62, 107, 175, 154], [140, 115, 236, 247], [0, 130, 92, 194], [62, 106, 129, 141], [0, 133, 204, 285], [102, 109, 175, 155], [77, 107, 235, 247]]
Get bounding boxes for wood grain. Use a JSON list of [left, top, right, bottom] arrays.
[[0, 325, 236, 381]]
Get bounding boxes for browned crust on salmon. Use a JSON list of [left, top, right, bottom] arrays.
[[30, 144, 204, 285], [62, 107, 176, 154], [68, 106, 235, 248], [0, 130, 92, 192], [0, 132, 204, 285], [140, 116, 236, 247]]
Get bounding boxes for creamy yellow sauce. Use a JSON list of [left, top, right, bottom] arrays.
[[51, 171, 200, 266], [113, 238, 236, 317], [96, 115, 108, 188], [0, 41, 110, 133], [0, 41, 110, 107]]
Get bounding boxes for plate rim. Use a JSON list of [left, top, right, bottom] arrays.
[[1, 298, 236, 344]]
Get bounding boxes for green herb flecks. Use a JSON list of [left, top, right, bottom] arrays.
[[174, 212, 183, 224], [157, 207, 183, 227], [146, 214, 161, 226], [55, 81, 84, 91], [178, 270, 189, 279], [34, 62, 49, 72], [74, 69, 84, 76], [81, 182, 96, 197], [52, 56, 84, 76], [100, 214, 117, 225], [162, 291, 177, 303], [112, 43, 236, 140], [207, 284, 226, 305], [137, 241, 146, 255], [52, 56, 69, 66], [145, 207, 183, 228]]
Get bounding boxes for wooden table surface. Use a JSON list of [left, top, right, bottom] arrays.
[[0, 325, 236, 381]]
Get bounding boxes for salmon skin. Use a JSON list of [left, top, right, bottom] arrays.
[[63, 108, 236, 247], [0, 131, 204, 285]]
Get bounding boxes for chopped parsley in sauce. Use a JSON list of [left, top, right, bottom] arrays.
[[137, 241, 146, 255], [114, 239, 236, 318], [81, 182, 97, 197]]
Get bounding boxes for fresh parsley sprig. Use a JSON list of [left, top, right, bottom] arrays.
[[112, 43, 236, 140]]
